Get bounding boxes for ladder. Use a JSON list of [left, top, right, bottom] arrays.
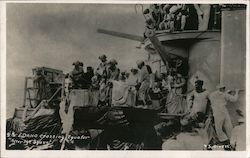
[[23, 77, 38, 108], [23, 76, 65, 108]]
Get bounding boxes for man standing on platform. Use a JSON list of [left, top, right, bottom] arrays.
[[136, 60, 151, 105], [96, 54, 108, 80], [188, 79, 209, 118], [70, 61, 84, 89], [107, 59, 120, 81]]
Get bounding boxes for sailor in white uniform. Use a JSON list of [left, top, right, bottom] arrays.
[[136, 60, 151, 105], [209, 84, 239, 145], [96, 54, 108, 79]]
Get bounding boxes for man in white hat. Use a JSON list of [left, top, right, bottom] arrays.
[[127, 68, 139, 106], [173, 73, 186, 95], [70, 61, 84, 89], [209, 84, 240, 146], [230, 116, 245, 151], [96, 54, 108, 80], [126, 68, 139, 86], [136, 60, 150, 105], [107, 59, 120, 81]]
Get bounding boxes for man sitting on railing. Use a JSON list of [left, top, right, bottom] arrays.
[[175, 4, 189, 31], [194, 4, 211, 31], [149, 4, 163, 30], [143, 3, 219, 33], [159, 13, 175, 32]]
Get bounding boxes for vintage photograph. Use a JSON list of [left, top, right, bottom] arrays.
[[3, 3, 246, 151]]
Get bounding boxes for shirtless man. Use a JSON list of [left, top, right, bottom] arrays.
[[188, 80, 209, 118]]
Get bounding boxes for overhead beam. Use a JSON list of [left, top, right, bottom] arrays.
[[97, 29, 144, 42], [148, 36, 171, 65]]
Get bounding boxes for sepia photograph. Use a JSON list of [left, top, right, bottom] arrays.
[[0, 1, 248, 156]]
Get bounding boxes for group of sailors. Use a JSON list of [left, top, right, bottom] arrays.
[[65, 54, 244, 150], [21, 53, 244, 150], [67, 54, 186, 109], [6, 54, 244, 150], [177, 80, 243, 150], [143, 4, 221, 37], [66, 54, 152, 107]]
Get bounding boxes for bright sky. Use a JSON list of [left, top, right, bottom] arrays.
[[6, 3, 148, 117]]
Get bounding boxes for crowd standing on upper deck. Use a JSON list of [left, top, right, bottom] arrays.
[[143, 4, 223, 37]]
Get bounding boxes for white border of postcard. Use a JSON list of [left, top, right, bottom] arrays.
[[1, 0, 249, 158]]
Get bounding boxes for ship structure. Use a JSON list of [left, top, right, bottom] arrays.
[[6, 4, 246, 150]]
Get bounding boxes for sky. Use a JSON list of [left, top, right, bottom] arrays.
[[6, 3, 148, 118]]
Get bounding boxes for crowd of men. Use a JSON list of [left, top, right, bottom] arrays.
[[67, 54, 151, 107], [6, 3, 245, 150], [65, 54, 244, 150], [67, 54, 188, 109], [143, 4, 221, 37], [6, 54, 244, 150]]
